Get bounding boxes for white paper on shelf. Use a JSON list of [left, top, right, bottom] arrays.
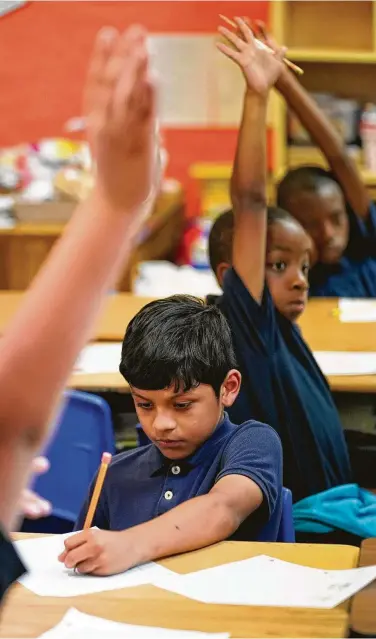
[[16, 533, 176, 598], [313, 351, 376, 376], [39, 608, 229, 638], [152, 554, 376, 609]]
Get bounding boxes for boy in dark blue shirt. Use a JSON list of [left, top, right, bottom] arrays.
[[211, 18, 352, 504], [272, 36, 376, 298], [59, 296, 282, 576]]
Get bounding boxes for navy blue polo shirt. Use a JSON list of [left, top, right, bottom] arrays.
[[0, 527, 25, 605], [75, 414, 283, 541], [309, 202, 376, 298], [213, 268, 352, 503]]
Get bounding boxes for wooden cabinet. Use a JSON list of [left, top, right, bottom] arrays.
[[0, 189, 184, 291], [270, 0, 376, 197], [189, 1, 376, 215]]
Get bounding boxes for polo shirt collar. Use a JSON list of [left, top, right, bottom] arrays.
[[147, 413, 234, 477]]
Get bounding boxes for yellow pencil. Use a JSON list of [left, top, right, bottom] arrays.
[[83, 452, 112, 529], [218, 14, 303, 76]]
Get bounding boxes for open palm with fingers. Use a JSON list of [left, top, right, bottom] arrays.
[[84, 26, 157, 216], [217, 17, 285, 96]]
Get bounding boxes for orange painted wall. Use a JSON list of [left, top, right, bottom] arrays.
[[0, 1, 269, 188]]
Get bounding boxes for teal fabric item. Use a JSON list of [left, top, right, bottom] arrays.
[[293, 484, 376, 537]]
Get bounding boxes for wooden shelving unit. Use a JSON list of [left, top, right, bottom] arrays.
[[270, 0, 376, 197], [189, 1, 376, 217]]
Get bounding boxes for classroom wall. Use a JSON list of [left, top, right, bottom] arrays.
[[0, 1, 269, 189]]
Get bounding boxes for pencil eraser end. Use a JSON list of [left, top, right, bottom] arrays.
[[102, 452, 112, 464]]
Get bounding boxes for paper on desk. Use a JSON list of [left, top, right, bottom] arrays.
[[338, 299, 376, 323], [40, 608, 229, 638], [73, 343, 122, 374], [313, 351, 376, 376], [152, 555, 376, 609], [15, 533, 176, 597]]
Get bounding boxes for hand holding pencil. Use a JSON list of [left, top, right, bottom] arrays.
[[58, 448, 143, 577], [58, 452, 130, 576], [218, 14, 303, 76], [83, 452, 112, 530], [217, 17, 286, 98]]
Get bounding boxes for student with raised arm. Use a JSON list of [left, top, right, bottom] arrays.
[[208, 19, 351, 509], [0, 24, 158, 603], [263, 25, 376, 298]]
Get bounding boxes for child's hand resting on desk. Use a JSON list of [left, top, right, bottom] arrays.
[[86, 25, 157, 219], [217, 17, 285, 96], [58, 528, 139, 576]]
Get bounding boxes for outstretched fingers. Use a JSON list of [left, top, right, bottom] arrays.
[[84, 26, 118, 120], [234, 17, 256, 46], [217, 25, 247, 53]]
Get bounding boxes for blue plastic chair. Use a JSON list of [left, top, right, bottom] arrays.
[[22, 390, 115, 533], [258, 487, 295, 542]]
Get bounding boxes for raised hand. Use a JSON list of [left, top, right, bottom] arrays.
[[85, 25, 157, 217], [217, 17, 285, 96]]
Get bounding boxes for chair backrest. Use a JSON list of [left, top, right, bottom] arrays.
[[31, 390, 115, 523], [258, 487, 295, 542]]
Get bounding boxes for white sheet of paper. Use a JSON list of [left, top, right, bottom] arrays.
[[74, 343, 122, 374], [40, 608, 229, 638], [338, 299, 376, 323], [313, 351, 376, 376], [152, 555, 376, 609], [15, 533, 176, 598]]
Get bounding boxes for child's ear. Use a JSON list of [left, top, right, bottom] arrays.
[[220, 370, 241, 407], [216, 262, 231, 288]]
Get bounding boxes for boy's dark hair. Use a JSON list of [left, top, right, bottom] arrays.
[[208, 206, 295, 275], [277, 166, 337, 210], [120, 295, 237, 397]]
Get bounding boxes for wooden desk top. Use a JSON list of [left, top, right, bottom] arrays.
[[0, 294, 375, 393], [298, 298, 376, 393], [1, 537, 359, 638], [350, 537, 376, 637]]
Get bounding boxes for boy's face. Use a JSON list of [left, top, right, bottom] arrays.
[[284, 183, 349, 264], [266, 219, 312, 322], [130, 371, 241, 459]]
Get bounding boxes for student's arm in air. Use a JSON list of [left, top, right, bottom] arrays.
[[217, 18, 284, 302], [59, 425, 282, 575], [265, 28, 370, 219], [0, 26, 158, 533]]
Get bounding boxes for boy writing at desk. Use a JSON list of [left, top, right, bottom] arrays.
[[208, 19, 352, 518], [60, 296, 282, 576]]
